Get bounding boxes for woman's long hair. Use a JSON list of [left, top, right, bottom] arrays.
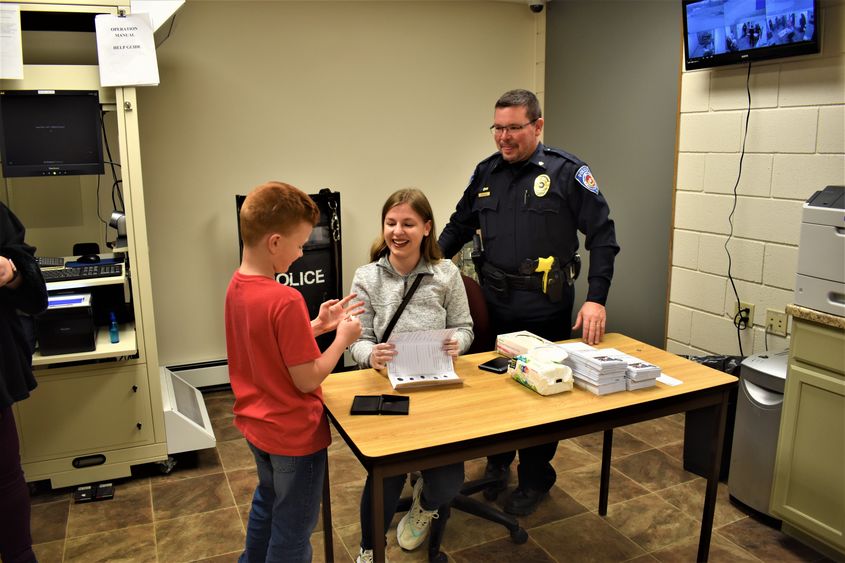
[[369, 188, 443, 264]]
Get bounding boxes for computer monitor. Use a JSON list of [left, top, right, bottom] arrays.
[[0, 90, 104, 177], [683, 0, 820, 71]]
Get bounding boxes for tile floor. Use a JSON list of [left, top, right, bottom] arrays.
[[28, 388, 831, 562]]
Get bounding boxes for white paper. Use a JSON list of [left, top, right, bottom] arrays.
[[657, 373, 683, 387], [0, 4, 23, 80], [557, 342, 597, 353], [95, 13, 160, 87], [386, 328, 460, 389]]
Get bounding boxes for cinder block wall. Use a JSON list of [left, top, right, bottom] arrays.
[[667, 2, 845, 357]]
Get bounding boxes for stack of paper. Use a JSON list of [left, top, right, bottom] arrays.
[[617, 352, 661, 391], [565, 346, 628, 395]]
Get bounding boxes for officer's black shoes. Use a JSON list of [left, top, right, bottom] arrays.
[[482, 462, 510, 501], [503, 487, 547, 516]]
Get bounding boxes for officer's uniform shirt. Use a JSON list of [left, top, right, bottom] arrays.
[[439, 143, 619, 322]]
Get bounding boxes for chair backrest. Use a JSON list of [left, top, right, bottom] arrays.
[[461, 274, 495, 354]]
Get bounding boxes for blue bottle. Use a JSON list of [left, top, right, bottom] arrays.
[[109, 312, 120, 344]]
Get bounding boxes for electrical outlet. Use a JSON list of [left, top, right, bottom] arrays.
[[734, 301, 754, 328], [766, 309, 788, 336]]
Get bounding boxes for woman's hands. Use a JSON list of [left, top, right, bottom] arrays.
[[369, 343, 396, 371], [313, 293, 364, 336], [442, 337, 459, 358]]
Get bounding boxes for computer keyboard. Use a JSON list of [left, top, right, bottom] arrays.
[[37, 256, 65, 268], [42, 264, 122, 282]]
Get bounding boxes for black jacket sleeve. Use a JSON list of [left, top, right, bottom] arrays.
[[565, 168, 619, 306], [1, 204, 47, 315], [1, 203, 48, 408]]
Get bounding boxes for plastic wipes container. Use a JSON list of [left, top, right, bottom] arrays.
[[509, 345, 573, 396], [496, 330, 553, 358]]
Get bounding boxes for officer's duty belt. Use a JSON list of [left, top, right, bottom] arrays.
[[480, 263, 543, 291]]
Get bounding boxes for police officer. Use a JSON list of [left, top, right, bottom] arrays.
[[439, 89, 620, 516]]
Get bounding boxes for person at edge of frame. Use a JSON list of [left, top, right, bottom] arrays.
[[1, 201, 48, 563]]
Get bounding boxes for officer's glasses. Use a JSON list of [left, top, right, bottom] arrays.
[[489, 120, 537, 137]]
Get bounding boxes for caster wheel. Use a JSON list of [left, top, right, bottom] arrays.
[[510, 527, 528, 544], [157, 456, 176, 474]]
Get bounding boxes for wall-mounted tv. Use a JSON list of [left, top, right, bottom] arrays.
[[0, 90, 104, 177], [683, 0, 820, 70]]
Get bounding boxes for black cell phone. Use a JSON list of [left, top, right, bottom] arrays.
[[478, 357, 510, 374]]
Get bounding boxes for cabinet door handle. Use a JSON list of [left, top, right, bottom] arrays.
[[136, 422, 143, 430], [132, 385, 138, 392]]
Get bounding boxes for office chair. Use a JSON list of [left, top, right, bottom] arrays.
[[397, 274, 527, 562], [461, 274, 495, 354]]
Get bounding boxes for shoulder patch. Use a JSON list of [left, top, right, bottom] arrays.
[[575, 165, 599, 194]]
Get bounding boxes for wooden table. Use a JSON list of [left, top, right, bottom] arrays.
[[320, 334, 737, 562]]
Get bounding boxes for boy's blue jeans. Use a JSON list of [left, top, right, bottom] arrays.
[[240, 440, 327, 563]]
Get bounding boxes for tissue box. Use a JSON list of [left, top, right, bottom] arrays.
[[508, 345, 573, 396]]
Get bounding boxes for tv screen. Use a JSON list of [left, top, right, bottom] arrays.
[[0, 90, 104, 177], [683, 0, 819, 70]]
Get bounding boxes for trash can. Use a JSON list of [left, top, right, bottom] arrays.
[[728, 350, 789, 519], [682, 355, 741, 481]]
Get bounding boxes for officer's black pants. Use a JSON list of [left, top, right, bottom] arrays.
[[487, 296, 574, 493]]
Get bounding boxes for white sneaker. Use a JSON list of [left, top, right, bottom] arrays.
[[396, 477, 439, 550], [357, 547, 389, 563]]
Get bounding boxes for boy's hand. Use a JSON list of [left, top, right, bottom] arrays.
[[442, 338, 459, 358], [336, 315, 362, 347], [369, 343, 396, 371], [313, 293, 364, 335]]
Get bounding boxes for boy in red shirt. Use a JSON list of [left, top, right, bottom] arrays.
[[225, 181, 362, 562]]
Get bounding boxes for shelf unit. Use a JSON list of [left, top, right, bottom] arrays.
[[2, 0, 169, 488], [31, 323, 137, 366]]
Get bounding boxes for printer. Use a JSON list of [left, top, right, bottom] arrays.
[[794, 186, 844, 317], [36, 293, 96, 356]]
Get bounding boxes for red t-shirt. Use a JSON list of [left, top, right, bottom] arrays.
[[224, 271, 329, 456]]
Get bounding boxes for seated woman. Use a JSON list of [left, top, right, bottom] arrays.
[[348, 188, 473, 563]]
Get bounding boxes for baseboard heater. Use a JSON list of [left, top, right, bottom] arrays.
[[159, 367, 216, 454]]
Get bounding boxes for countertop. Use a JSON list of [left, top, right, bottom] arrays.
[[786, 304, 845, 330]]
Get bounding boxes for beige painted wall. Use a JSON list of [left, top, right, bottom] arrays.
[[136, 1, 544, 365], [667, 1, 845, 357]]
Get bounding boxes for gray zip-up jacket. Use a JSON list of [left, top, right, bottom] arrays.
[[348, 255, 474, 368]]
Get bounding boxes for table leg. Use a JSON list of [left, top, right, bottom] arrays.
[[322, 462, 334, 562], [599, 428, 613, 516], [371, 466, 386, 563], [697, 392, 729, 562]]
